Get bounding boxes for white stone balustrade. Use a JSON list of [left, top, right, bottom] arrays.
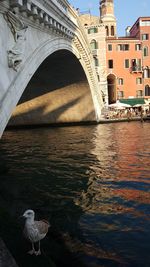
[[8, 0, 75, 38]]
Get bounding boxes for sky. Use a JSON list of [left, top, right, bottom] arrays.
[[69, 0, 150, 36]]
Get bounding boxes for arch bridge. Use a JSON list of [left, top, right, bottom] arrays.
[[0, 0, 104, 138]]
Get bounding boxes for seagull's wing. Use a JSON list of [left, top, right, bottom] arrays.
[[23, 225, 39, 242], [34, 220, 50, 235]]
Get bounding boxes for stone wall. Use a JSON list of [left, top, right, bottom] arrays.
[[0, 238, 18, 267]]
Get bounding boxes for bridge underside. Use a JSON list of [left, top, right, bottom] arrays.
[[8, 50, 96, 127]]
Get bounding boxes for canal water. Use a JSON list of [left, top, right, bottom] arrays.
[[0, 122, 150, 267]]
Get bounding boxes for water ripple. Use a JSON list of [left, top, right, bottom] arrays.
[[0, 122, 150, 267]]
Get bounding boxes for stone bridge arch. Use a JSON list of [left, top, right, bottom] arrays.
[[8, 39, 100, 127], [0, 1, 103, 137]]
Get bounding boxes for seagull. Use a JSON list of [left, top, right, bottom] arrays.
[[22, 209, 50, 255]]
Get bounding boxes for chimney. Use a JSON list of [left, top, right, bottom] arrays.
[[125, 26, 131, 37]]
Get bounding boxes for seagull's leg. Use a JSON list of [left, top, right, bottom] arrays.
[[35, 241, 41, 256], [28, 242, 36, 255]]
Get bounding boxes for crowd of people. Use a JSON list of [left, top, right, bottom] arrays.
[[102, 105, 150, 122]]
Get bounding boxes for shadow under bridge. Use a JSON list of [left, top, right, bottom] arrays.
[[8, 50, 96, 127]]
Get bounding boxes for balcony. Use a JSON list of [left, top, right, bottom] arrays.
[[95, 66, 99, 73], [92, 49, 98, 56], [130, 66, 142, 73]]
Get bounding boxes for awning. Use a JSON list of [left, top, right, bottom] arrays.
[[119, 98, 145, 106]]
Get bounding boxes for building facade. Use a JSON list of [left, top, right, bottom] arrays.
[[79, 0, 150, 105]]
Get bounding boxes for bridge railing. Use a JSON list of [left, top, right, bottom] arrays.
[[53, 0, 68, 12]]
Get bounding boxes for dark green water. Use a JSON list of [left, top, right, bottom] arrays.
[[0, 122, 150, 267]]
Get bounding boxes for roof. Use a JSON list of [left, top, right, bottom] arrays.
[[130, 16, 150, 32]]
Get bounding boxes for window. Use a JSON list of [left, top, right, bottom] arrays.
[[136, 90, 143, 97], [105, 26, 109, 36], [124, 44, 129, 51], [137, 59, 141, 67], [141, 20, 150, 26], [111, 26, 114, 36], [118, 78, 123, 85], [136, 77, 142, 84], [90, 39, 98, 50], [142, 34, 149, 40], [143, 68, 150, 78], [117, 44, 129, 51], [131, 59, 141, 71], [145, 85, 150, 96], [108, 44, 112, 51], [88, 27, 98, 34], [143, 46, 148, 56], [117, 44, 123, 51], [135, 44, 141, 51], [108, 59, 113, 68], [117, 91, 124, 99], [125, 59, 129, 68], [94, 57, 99, 66]]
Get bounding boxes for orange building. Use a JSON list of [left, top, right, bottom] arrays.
[[79, 0, 150, 105]]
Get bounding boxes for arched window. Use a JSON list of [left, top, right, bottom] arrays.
[[90, 39, 98, 50], [143, 46, 148, 57], [136, 77, 142, 84], [111, 26, 114, 36], [144, 68, 148, 78], [118, 78, 123, 85], [143, 67, 150, 78], [105, 26, 109, 36], [145, 85, 150, 96]]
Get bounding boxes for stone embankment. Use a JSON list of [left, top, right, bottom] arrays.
[[0, 238, 18, 267], [99, 115, 150, 123]]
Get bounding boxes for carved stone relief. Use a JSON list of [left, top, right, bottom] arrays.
[[4, 11, 28, 71]]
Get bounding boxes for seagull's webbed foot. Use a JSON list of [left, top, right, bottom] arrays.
[[28, 249, 36, 255], [34, 241, 41, 256], [35, 250, 41, 256]]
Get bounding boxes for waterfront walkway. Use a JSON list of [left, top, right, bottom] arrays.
[[99, 114, 150, 123]]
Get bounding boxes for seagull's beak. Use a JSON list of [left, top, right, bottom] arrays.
[[18, 215, 25, 222], [19, 213, 26, 219]]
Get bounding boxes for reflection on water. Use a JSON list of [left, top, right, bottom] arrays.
[[0, 122, 150, 267]]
